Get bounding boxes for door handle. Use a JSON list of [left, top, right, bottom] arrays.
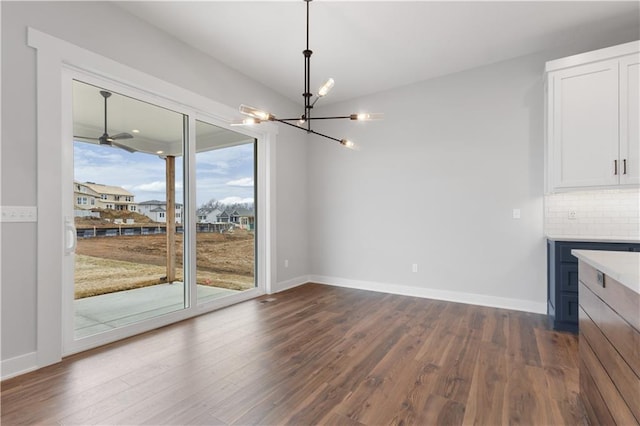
[[623, 159, 627, 175], [614, 159, 618, 175], [64, 217, 77, 255]]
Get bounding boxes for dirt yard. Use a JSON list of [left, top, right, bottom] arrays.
[[75, 230, 255, 299]]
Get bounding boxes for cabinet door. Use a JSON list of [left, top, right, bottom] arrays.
[[619, 53, 640, 185], [551, 59, 619, 189]]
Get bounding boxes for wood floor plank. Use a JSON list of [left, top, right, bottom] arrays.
[[284, 320, 413, 425], [431, 326, 481, 405], [418, 393, 466, 426], [506, 312, 543, 367], [462, 341, 507, 426], [331, 330, 430, 424], [1, 283, 586, 425]]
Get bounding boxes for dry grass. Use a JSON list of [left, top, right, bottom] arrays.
[[74, 231, 255, 299], [75, 255, 171, 298]]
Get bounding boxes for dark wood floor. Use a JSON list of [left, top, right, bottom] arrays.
[[1, 283, 585, 425]]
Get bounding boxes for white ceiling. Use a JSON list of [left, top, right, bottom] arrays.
[[115, 1, 640, 105]]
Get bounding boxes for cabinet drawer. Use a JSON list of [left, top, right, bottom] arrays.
[[560, 293, 579, 323], [579, 281, 640, 378], [580, 307, 640, 422], [559, 263, 578, 292], [579, 261, 640, 330], [579, 333, 638, 425]]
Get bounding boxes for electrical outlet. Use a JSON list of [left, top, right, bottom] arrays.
[[568, 210, 577, 220], [412, 264, 418, 273], [512, 208, 521, 219], [284, 259, 289, 268]]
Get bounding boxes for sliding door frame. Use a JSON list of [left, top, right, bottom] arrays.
[[29, 28, 277, 364]]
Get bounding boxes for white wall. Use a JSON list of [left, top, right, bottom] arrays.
[[275, 125, 310, 290], [307, 28, 639, 312], [1, 1, 308, 367]]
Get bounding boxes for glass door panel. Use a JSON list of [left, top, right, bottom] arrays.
[[72, 80, 186, 338], [195, 120, 256, 304]]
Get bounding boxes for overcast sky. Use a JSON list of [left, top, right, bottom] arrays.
[[74, 141, 255, 207]]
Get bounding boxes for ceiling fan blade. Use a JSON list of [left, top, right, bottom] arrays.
[[110, 132, 134, 140], [112, 141, 137, 153], [74, 135, 100, 140]]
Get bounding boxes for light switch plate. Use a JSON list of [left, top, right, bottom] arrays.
[[0, 206, 38, 223]]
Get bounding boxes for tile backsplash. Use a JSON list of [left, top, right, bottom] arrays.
[[545, 188, 640, 240]]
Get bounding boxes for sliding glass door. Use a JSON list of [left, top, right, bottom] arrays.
[[65, 78, 260, 351], [71, 80, 187, 338], [195, 120, 256, 305]]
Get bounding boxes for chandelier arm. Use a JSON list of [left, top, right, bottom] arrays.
[[306, 128, 343, 143], [275, 118, 343, 143], [307, 116, 352, 120], [278, 116, 352, 121]]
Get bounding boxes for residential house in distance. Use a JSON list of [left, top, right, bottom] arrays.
[[74, 181, 137, 212], [217, 209, 231, 223], [197, 207, 222, 223], [231, 207, 255, 231], [138, 200, 183, 224], [200, 207, 254, 229], [74, 181, 99, 211]]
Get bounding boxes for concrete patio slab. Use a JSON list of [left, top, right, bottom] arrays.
[[75, 283, 239, 338]]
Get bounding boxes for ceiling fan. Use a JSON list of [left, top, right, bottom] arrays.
[[74, 90, 135, 153]]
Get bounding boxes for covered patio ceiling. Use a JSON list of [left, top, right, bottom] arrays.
[[72, 80, 253, 156]]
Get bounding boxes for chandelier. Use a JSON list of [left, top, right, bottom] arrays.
[[234, 0, 382, 149]]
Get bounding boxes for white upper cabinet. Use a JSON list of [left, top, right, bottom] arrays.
[[620, 53, 640, 185], [546, 41, 640, 192]]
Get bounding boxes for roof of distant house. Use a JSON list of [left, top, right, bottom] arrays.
[[139, 200, 183, 207], [197, 206, 222, 215], [233, 208, 254, 217], [80, 182, 134, 197]]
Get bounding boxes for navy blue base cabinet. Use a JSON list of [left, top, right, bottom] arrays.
[[547, 239, 640, 333]]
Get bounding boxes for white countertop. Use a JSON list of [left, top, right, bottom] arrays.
[[571, 250, 640, 294], [547, 235, 640, 244]]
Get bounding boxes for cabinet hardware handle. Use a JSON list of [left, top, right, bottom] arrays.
[[623, 159, 627, 175], [614, 160, 618, 175]]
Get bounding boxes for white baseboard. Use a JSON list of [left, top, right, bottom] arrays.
[[309, 275, 547, 314], [1, 351, 38, 381], [272, 275, 310, 293]]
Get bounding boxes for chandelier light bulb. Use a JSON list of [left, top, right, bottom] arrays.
[[230, 117, 262, 126], [340, 139, 356, 149], [350, 113, 384, 121], [239, 104, 273, 121], [318, 78, 335, 97]]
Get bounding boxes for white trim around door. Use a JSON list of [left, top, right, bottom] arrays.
[[28, 27, 277, 366]]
